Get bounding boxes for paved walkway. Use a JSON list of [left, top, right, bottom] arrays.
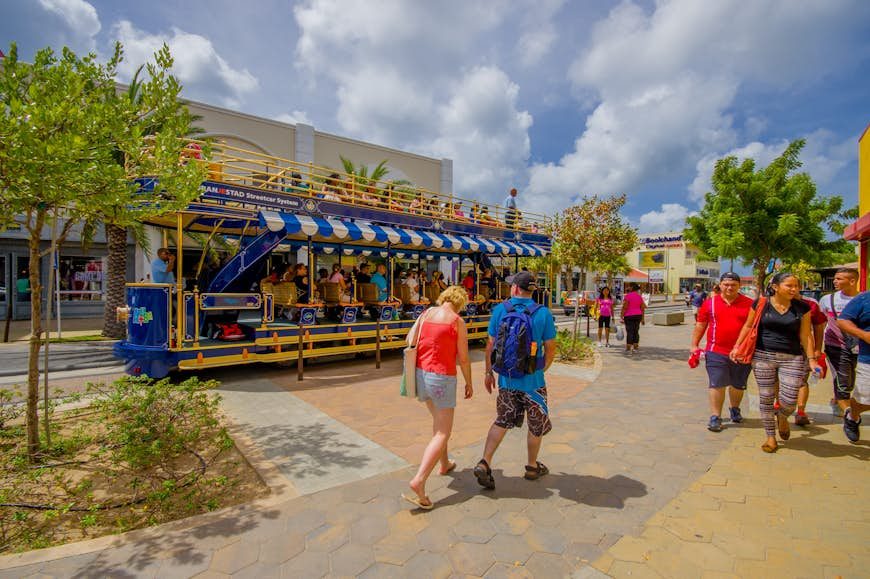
[[1, 319, 868, 577]]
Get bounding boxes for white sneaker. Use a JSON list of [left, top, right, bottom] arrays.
[[597, 342, 603, 348]]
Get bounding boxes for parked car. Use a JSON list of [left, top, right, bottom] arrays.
[[563, 290, 597, 316]]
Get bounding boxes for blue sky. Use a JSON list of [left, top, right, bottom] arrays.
[[4, 0, 870, 233]]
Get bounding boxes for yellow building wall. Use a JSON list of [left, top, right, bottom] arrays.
[[860, 125, 870, 216], [626, 232, 720, 292]]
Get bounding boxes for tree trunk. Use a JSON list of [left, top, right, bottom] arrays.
[[26, 213, 45, 459], [103, 223, 128, 339], [572, 268, 585, 340]]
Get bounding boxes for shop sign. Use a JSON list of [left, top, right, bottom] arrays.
[[640, 234, 684, 248], [649, 270, 665, 283]]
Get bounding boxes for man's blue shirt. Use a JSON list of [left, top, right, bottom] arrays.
[[837, 290, 870, 364], [371, 272, 388, 301], [690, 289, 708, 307], [488, 297, 557, 392], [151, 258, 175, 284], [504, 195, 517, 210]]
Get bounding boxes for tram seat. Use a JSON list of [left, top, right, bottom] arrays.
[[397, 284, 411, 304], [497, 282, 510, 300], [263, 281, 298, 317], [424, 284, 441, 304], [359, 283, 381, 305], [318, 282, 342, 305]]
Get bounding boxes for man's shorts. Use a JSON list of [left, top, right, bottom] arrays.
[[692, 305, 700, 316], [825, 346, 857, 401], [495, 387, 552, 437], [705, 351, 751, 389], [598, 315, 611, 329], [415, 368, 457, 409], [853, 362, 870, 405]]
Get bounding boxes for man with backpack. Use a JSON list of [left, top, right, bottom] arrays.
[[475, 271, 557, 490]]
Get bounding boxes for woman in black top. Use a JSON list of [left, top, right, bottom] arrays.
[[731, 273, 822, 453]]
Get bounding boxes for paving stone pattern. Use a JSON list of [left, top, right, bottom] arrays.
[[1, 322, 867, 577]]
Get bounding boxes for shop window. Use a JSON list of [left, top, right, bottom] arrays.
[[59, 256, 105, 301]]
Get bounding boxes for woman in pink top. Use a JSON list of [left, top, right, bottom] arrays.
[[328, 263, 346, 291], [620, 282, 646, 354], [596, 286, 614, 347], [403, 286, 473, 510]]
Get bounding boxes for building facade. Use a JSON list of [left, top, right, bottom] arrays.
[[625, 232, 720, 294]]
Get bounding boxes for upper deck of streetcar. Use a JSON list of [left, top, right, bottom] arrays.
[[141, 140, 552, 256]]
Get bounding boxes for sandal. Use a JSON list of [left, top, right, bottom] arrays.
[[777, 414, 790, 441], [439, 460, 457, 475], [761, 442, 778, 453], [524, 461, 550, 480], [473, 459, 495, 490], [401, 493, 434, 510]]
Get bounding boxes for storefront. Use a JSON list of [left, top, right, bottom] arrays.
[[626, 233, 720, 294], [0, 220, 134, 321], [843, 124, 870, 291]]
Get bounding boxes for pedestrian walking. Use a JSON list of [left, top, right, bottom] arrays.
[[475, 272, 557, 490], [620, 282, 646, 354], [833, 289, 870, 442], [403, 286, 473, 509], [731, 272, 822, 453], [596, 286, 614, 347], [690, 272, 753, 432], [689, 283, 708, 321], [819, 268, 860, 417]]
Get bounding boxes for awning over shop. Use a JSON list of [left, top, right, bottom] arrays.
[[258, 210, 549, 256]]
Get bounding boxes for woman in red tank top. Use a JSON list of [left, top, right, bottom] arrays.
[[403, 286, 473, 510]]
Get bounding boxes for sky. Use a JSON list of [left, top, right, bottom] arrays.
[[4, 0, 870, 234]]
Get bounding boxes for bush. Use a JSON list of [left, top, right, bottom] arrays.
[[555, 329, 595, 362]]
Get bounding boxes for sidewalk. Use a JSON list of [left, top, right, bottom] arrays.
[[0, 317, 107, 343], [1, 320, 867, 577]]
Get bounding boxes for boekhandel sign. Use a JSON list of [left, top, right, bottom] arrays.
[[639, 250, 666, 269]]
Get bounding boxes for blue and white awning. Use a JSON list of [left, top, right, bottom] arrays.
[[258, 210, 549, 256]]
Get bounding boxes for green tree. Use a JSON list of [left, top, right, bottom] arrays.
[[0, 42, 204, 459], [551, 194, 638, 338], [684, 139, 855, 291], [95, 50, 208, 338]]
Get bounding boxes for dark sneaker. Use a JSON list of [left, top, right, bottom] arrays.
[[707, 415, 723, 432], [473, 460, 495, 490], [843, 409, 861, 443], [729, 407, 743, 423], [794, 411, 811, 426], [524, 461, 550, 480]]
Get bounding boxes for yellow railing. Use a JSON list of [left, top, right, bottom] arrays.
[[191, 139, 549, 233]]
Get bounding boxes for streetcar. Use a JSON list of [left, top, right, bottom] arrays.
[[113, 142, 552, 379]]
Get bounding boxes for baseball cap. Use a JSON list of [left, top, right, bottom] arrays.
[[506, 271, 538, 291], [719, 272, 741, 282]]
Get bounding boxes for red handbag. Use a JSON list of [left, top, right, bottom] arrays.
[[733, 297, 766, 364]]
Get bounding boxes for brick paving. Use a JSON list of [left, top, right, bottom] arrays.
[[1, 318, 868, 578]]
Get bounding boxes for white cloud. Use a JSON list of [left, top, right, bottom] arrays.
[[39, 0, 100, 41], [292, 0, 535, 200], [515, 0, 566, 67], [639, 203, 695, 234], [275, 111, 312, 126], [1, 0, 100, 56], [528, 0, 869, 212], [112, 20, 259, 109]]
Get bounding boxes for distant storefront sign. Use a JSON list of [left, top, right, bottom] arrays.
[[639, 234, 684, 249], [639, 250, 666, 268], [649, 270, 665, 283]]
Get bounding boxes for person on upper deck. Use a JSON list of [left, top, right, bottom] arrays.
[[505, 187, 518, 229]]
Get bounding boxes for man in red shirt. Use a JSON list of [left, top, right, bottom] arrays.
[[691, 272, 754, 432]]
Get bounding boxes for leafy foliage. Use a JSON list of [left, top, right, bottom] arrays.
[[684, 139, 855, 289], [551, 195, 637, 337], [0, 41, 206, 457], [554, 329, 596, 362]]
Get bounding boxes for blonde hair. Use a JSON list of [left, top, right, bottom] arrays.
[[436, 285, 468, 310]]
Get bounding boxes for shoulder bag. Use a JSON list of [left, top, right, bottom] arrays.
[[733, 297, 766, 364], [400, 312, 427, 397]]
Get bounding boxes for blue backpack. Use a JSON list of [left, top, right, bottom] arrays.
[[491, 300, 543, 378]]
